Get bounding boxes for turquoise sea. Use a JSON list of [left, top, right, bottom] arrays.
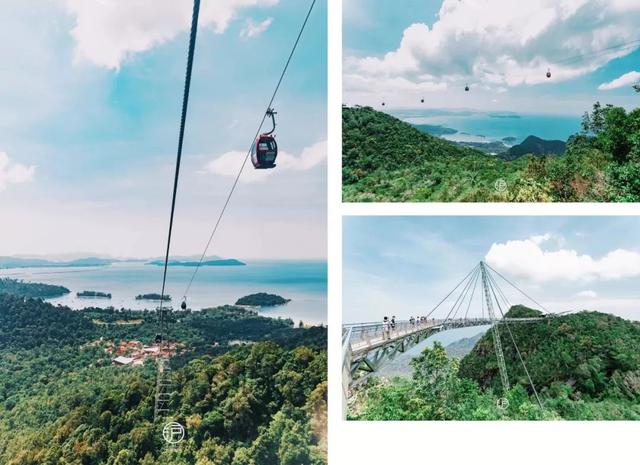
[[1, 261, 327, 325], [393, 109, 582, 145]]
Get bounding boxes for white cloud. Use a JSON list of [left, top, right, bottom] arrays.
[[576, 290, 597, 298], [239, 17, 273, 39], [345, 0, 640, 99], [63, 0, 279, 69], [0, 152, 35, 192], [202, 140, 326, 183], [485, 234, 640, 283], [598, 70, 640, 90]]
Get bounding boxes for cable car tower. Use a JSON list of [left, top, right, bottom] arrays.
[[479, 261, 510, 395], [154, 304, 173, 420]]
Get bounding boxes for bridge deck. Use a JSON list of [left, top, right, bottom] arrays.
[[345, 317, 548, 360]]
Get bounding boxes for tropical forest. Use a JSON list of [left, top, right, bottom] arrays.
[[349, 306, 640, 421], [342, 87, 640, 202], [0, 281, 327, 465]]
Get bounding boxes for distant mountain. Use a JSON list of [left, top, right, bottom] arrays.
[[445, 332, 484, 358], [0, 256, 114, 269], [502, 135, 566, 160], [147, 258, 246, 267]]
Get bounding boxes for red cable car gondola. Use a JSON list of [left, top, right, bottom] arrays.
[[251, 108, 278, 169]]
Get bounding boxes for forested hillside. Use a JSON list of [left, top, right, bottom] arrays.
[[343, 100, 640, 202], [0, 294, 327, 464], [350, 306, 640, 421]]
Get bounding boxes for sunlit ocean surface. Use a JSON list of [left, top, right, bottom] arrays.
[[2, 261, 327, 325]]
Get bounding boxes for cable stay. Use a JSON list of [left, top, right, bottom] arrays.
[[423, 263, 480, 320], [484, 262, 550, 314], [179, 0, 317, 309], [484, 267, 544, 409]]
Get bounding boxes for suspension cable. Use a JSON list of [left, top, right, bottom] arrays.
[[486, 268, 544, 410], [463, 268, 481, 320], [424, 263, 480, 319], [446, 266, 480, 322], [181, 0, 317, 300], [156, 0, 201, 328], [484, 263, 549, 313]]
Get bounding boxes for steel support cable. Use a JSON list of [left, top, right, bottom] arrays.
[[485, 263, 549, 314], [444, 266, 479, 323], [424, 263, 480, 320], [450, 266, 480, 320], [463, 268, 481, 320], [181, 0, 317, 300], [157, 0, 201, 332], [488, 268, 511, 311], [486, 272, 544, 410], [442, 267, 477, 321]]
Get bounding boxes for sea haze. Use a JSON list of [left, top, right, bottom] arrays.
[[394, 109, 582, 145], [2, 261, 327, 325]]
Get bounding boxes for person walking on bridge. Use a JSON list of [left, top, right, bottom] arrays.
[[382, 316, 391, 340]]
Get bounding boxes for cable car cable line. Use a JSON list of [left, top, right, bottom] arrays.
[[156, 0, 201, 347], [180, 0, 317, 305], [460, 38, 640, 89]]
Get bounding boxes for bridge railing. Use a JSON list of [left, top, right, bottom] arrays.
[[345, 319, 440, 352], [344, 317, 495, 353]]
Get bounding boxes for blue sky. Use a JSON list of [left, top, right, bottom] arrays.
[[343, 0, 640, 114], [0, 0, 326, 259], [343, 216, 640, 323]]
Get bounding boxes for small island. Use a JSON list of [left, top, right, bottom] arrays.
[[77, 290, 111, 298], [235, 293, 291, 307], [135, 293, 171, 301], [0, 278, 70, 298]]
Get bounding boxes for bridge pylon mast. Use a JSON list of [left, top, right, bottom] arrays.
[[479, 261, 510, 395]]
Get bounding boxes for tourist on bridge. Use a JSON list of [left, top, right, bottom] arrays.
[[391, 315, 396, 331], [409, 316, 415, 326], [382, 316, 391, 340]]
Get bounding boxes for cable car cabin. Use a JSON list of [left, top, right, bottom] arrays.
[[465, 85, 470, 92], [546, 68, 551, 79], [251, 135, 278, 169]]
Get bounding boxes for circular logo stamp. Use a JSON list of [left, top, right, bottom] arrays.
[[163, 421, 185, 444], [496, 397, 510, 410], [494, 178, 508, 193]]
